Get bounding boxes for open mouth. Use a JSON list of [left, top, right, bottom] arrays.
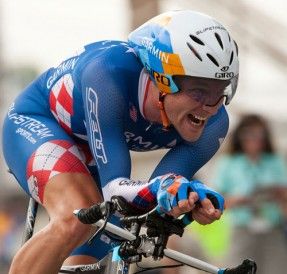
[[187, 114, 207, 127]]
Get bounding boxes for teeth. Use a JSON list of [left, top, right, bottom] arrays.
[[188, 114, 207, 126], [192, 115, 207, 121]]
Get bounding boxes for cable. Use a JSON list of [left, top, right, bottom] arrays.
[[134, 262, 184, 273]]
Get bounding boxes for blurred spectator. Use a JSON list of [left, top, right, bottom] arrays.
[[214, 114, 287, 274], [0, 195, 27, 274]]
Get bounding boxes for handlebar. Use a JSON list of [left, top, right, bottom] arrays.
[[73, 196, 257, 274], [74, 196, 143, 225], [74, 202, 111, 224]]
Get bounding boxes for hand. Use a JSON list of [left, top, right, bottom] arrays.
[[170, 191, 199, 218], [156, 175, 225, 223], [191, 199, 223, 225], [156, 174, 200, 218], [183, 180, 225, 225]]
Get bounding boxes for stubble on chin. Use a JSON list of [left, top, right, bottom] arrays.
[[177, 126, 203, 142]]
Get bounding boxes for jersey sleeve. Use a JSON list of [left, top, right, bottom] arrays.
[[80, 58, 132, 188], [80, 54, 160, 207], [150, 106, 229, 180]]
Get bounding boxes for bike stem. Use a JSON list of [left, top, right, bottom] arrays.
[[94, 219, 222, 274]]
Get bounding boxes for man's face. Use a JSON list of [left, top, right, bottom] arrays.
[[164, 76, 229, 142]]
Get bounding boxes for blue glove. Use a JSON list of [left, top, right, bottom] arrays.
[[181, 180, 225, 226], [156, 174, 192, 215], [190, 180, 225, 211]]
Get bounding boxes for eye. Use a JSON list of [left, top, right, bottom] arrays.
[[186, 88, 207, 95], [185, 89, 206, 100], [214, 88, 225, 96], [188, 88, 207, 97]]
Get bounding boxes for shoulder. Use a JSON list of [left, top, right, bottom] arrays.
[[57, 41, 143, 96], [80, 41, 142, 73], [74, 41, 142, 88]]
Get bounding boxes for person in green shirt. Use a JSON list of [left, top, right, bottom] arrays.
[[214, 114, 287, 274]]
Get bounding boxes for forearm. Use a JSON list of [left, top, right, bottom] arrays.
[[101, 177, 162, 209]]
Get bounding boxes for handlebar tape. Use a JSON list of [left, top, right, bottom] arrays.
[[75, 204, 105, 224]]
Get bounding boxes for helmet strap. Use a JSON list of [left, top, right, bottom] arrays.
[[158, 92, 171, 130]]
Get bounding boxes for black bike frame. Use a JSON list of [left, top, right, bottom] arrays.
[[22, 197, 38, 244]]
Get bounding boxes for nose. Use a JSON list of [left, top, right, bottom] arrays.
[[202, 104, 218, 114]]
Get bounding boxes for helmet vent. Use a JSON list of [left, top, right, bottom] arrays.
[[234, 41, 239, 56], [187, 42, 203, 61], [206, 53, 219, 67], [227, 33, 231, 42], [229, 51, 234, 65], [189, 35, 205, 45], [214, 33, 224, 50]]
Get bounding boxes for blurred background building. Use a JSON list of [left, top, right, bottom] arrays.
[[0, 0, 287, 273]]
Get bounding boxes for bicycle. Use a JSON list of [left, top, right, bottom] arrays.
[[22, 196, 257, 274]]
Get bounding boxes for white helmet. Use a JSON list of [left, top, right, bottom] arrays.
[[128, 10, 239, 105]]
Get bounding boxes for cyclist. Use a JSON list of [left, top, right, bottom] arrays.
[[2, 10, 239, 274]]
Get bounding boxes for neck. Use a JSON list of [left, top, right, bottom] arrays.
[[143, 81, 162, 123]]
